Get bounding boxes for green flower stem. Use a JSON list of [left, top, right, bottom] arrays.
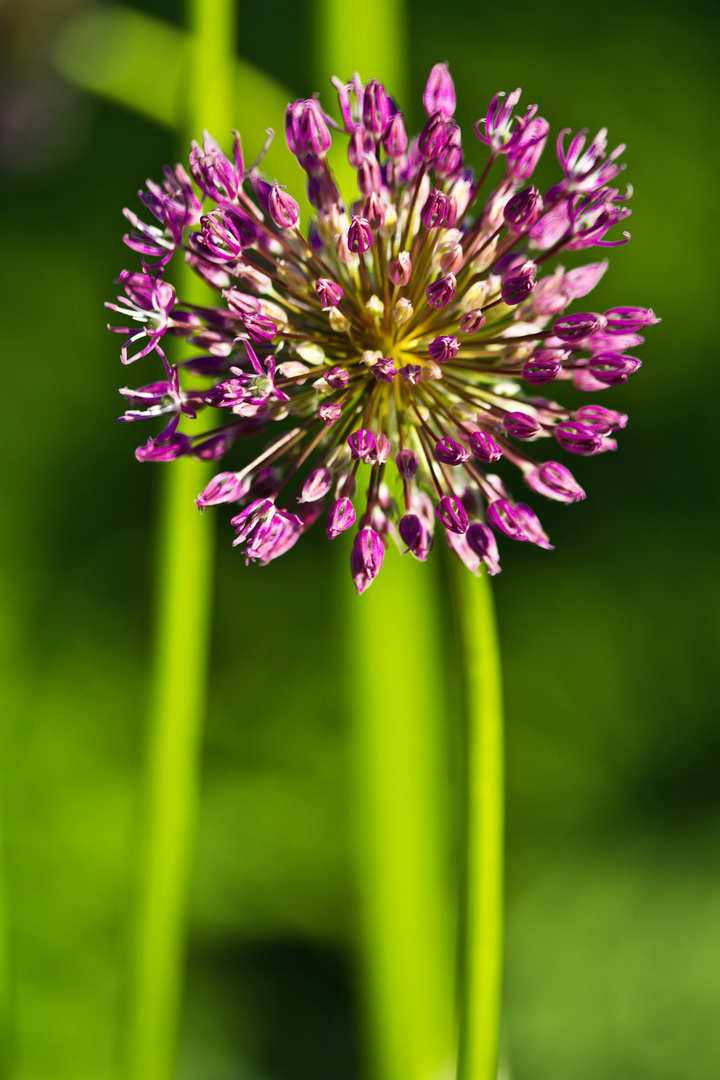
[[126, 3, 236, 1079], [346, 546, 455, 1080], [452, 566, 504, 1080]]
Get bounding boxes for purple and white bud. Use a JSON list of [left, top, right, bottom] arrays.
[[348, 428, 377, 461], [501, 262, 536, 305], [555, 420, 605, 455], [576, 405, 627, 432], [382, 113, 408, 158], [316, 278, 343, 307], [398, 513, 432, 560], [423, 63, 456, 118], [351, 527, 385, 594], [420, 189, 451, 229], [428, 335, 459, 363], [470, 430, 503, 463], [363, 79, 392, 135], [506, 117, 549, 181], [564, 261, 608, 299], [553, 312, 604, 342], [371, 358, 397, 382], [440, 243, 463, 274], [347, 216, 373, 254], [389, 251, 411, 286], [504, 411, 541, 439], [358, 154, 382, 197], [319, 402, 342, 425], [435, 494, 469, 534], [327, 497, 356, 538], [368, 433, 391, 465], [604, 307, 658, 334], [434, 437, 470, 465], [324, 366, 350, 389], [588, 352, 641, 385], [393, 299, 413, 325], [459, 309, 486, 334], [300, 468, 334, 503], [136, 434, 191, 461], [486, 499, 552, 547], [524, 461, 586, 503], [466, 523, 501, 574], [426, 273, 457, 309], [396, 448, 419, 479], [195, 471, 249, 509], [503, 186, 543, 232], [399, 364, 422, 384], [287, 98, 332, 155], [363, 192, 386, 230], [523, 351, 563, 384], [418, 112, 451, 162], [268, 182, 300, 228]]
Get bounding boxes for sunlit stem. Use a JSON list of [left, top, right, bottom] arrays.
[[126, 2, 236, 1079], [347, 544, 455, 1080], [451, 565, 504, 1080]]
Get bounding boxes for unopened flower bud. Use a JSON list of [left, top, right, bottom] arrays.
[[368, 433, 390, 464], [524, 462, 585, 503], [426, 273, 457, 309], [428, 335, 459, 363], [327, 497, 356, 538], [319, 401, 342, 425], [504, 411, 541, 439], [351, 527, 385, 593], [382, 113, 408, 158], [440, 243, 463, 274], [324, 366, 349, 389], [423, 63, 456, 118], [434, 437, 470, 465], [268, 182, 300, 228], [393, 298, 413, 325], [523, 351, 562, 384], [396, 448, 418, 478], [588, 352, 641, 385], [576, 405, 627, 432], [358, 154, 382, 196], [555, 420, 604, 455], [196, 471, 249, 509], [329, 308, 351, 332], [348, 427, 377, 461], [389, 251, 411, 286], [363, 79, 391, 135], [366, 294, 385, 319], [604, 307, 658, 334], [347, 216, 373, 254], [435, 494, 469, 534], [470, 430, 503, 463], [372, 358, 396, 382], [315, 278, 343, 307], [503, 186, 543, 232], [420, 189, 450, 229], [363, 191, 385, 229], [459, 309, 486, 334], [301, 467, 333, 502], [501, 263, 536, 305], [553, 312, 603, 342]]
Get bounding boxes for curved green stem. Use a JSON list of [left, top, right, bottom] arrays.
[[451, 566, 504, 1080], [126, 2, 236, 1079]]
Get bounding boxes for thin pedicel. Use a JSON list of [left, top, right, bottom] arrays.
[[108, 63, 658, 592]]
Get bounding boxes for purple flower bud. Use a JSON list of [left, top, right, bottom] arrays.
[[426, 273, 457, 309], [564, 261, 608, 299], [470, 430, 503, 463], [316, 278, 344, 307], [363, 79, 392, 135], [324, 366, 349, 389], [319, 402, 342, 425], [524, 461, 586, 503], [399, 512, 422, 552], [327, 497, 356, 538], [363, 192, 386, 229], [523, 351, 563, 384], [423, 63, 456, 118], [240, 312, 278, 343], [368, 433, 391, 465], [587, 352, 641, 385], [193, 434, 233, 460], [459, 309, 486, 334], [358, 154, 382, 197], [396, 448, 418, 478], [421, 189, 451, 229], [501, 263, 536, 305], [418, 112, 450, 162], [435, 437, 470, 465], [195, 471, 249, 509], [400, 364, 423, 384], [576, 405, 627, 432], [506, 116, 549, 180], [372, 359, 397, 382], [504, 411, 541, 439], [268, 182, 300, 228], [347, 216, 373, 254], [389, 252, 411, 286], [435, 494, 469, 534], [348, 427, 377, 461], [466, 522, 501, 573], [135, 434, 191, 461], [553, 312, 603, 342], [301, 467, 333, 503], [287, 98, 332, 155], [555, 420, 604, 455], [440, 243, 463, 274], [487, 500, 552, 547], [603, 307, 659, 333], [503, 186, 543, 232], [382, 113, 408, 158], [428, 335, 459, 363], [351, 527, 385, 594], [231, 497, 274, 538]]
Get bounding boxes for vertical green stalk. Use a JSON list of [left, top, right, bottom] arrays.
[[452, 566, 504, 1080], [346, 546, 455, 1080], [0, 784, 10, 1080], [127, 3, 236, 1080]]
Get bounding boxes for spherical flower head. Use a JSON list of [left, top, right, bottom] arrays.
[[108, 65, 657, 592]]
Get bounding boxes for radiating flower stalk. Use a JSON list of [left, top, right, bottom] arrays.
[[109, 48, 657, 1080]]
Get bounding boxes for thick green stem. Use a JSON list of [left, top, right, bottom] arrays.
[[452, 566, 504, 1080], [347, 545, 455, 1080], [126, 2, 236, 1079]]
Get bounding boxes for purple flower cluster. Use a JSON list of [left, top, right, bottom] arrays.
[[108, 64, 657, 593]]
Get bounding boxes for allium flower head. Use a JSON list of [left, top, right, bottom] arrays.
[[108, 66, 658, 592]]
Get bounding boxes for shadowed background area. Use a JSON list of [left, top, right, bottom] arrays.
[[1, 0, 719, 1077]]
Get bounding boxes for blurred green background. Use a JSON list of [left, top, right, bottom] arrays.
[[1, 0, 719, 1077]]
